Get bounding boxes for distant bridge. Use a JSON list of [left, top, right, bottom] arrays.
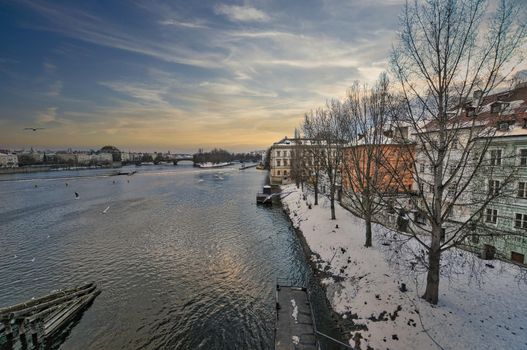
[[173, 157, 194, 165]]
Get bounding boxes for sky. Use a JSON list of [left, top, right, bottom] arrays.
[[0, 0, 405, 152]]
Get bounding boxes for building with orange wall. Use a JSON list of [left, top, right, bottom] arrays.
[[341, 142, 415, 195]]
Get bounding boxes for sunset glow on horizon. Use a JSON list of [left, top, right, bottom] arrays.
[[2, 0, 405, 152]]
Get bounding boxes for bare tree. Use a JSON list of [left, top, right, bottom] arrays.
[[290, 136, 306, 190], [302, 110, 326, 206], [303, 102, 345, 219], [389, 0, 526, 304], [341, 74, 412, 247]]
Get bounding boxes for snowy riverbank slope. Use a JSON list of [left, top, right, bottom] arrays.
[[280, 184, 527, 350]]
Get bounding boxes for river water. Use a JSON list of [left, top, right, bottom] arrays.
[[0, 164, 341, 349]]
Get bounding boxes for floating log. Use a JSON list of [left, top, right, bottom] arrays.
[[0, 282, 101, 349], [44, 290, 100, 338], [0, 283, 94, 316], [8, 284, 97, 319]]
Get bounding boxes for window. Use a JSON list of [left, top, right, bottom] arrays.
[[520, 149, 527, 166], [518, 182, 527, 198], [490, 149, 502, 166], [449, 164, 455, 175], [488, 180, 500, 196], [415, 211, 426, 225], [447, 186, 456, 197], [491, 103, 501, 114], [284, 170, 288, 176], [515, 213, 527, 229], [446, 205, 454, 218], [511, 252, 525, 264], [283, 159, 288, 166], [276, 159, 281, 166], [429, 184, 434, 193], [277, 150, 281, 157], [277, 170, 281, 175], [485, 208, 497, 224], [452, 138, 459, 149], [420, 163, 425, 173], [499, 122, 509, 131]]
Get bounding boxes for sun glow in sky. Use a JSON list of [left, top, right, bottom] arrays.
[[0, 0, 405, 152]]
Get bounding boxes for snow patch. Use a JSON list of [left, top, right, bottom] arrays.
[[292, 335, 300, 345], [291, 299, 298, 323], [281, 184, 527, 350]]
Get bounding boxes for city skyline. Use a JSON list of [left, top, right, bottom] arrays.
[[0, 0, 403, 153]]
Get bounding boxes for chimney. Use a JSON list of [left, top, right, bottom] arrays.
[[473, 90, 482, 101]]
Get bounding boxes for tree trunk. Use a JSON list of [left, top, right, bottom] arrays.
[[364, 215, 372, 247], [422, 225, 441, 304], [330, 189, 336, 220], [314, 178, 319, 205]]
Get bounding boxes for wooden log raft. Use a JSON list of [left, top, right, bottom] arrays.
[[0, 282, 101, 349]]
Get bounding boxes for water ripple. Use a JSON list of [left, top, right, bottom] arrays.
[[0, 165, 340, 349]]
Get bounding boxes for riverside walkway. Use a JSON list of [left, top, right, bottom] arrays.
[[275, 285, 318, 350]]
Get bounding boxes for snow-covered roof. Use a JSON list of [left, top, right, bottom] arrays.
[[423, 85, 527, 132]]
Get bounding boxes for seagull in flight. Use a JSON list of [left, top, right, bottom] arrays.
[[24, 127, 45, 131]]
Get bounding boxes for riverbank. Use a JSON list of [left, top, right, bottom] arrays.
[[0, 164, 115, 175], [280, 184, 527, 350]]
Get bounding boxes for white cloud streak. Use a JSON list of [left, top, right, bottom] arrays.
[[214, 4, 270, 22]]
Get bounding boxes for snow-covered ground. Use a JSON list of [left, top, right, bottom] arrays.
[[281, 184, 527, 350]]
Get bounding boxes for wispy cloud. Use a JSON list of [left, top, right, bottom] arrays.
[[0, 0, 447, 151], [15, 0, 225, 68], [47, 80, 62, 96], [43, 62, 56, 73], [37, 107, 57, 123], [158, 18, 208, 29], [214, 4, 270, 22]]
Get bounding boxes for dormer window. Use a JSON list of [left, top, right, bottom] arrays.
[[383, 129, 394, 138], [498, 122, 510, 131], [491, 103, 501, 114]]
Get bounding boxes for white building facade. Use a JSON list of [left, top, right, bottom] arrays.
[[0, 153, 18, 168]]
